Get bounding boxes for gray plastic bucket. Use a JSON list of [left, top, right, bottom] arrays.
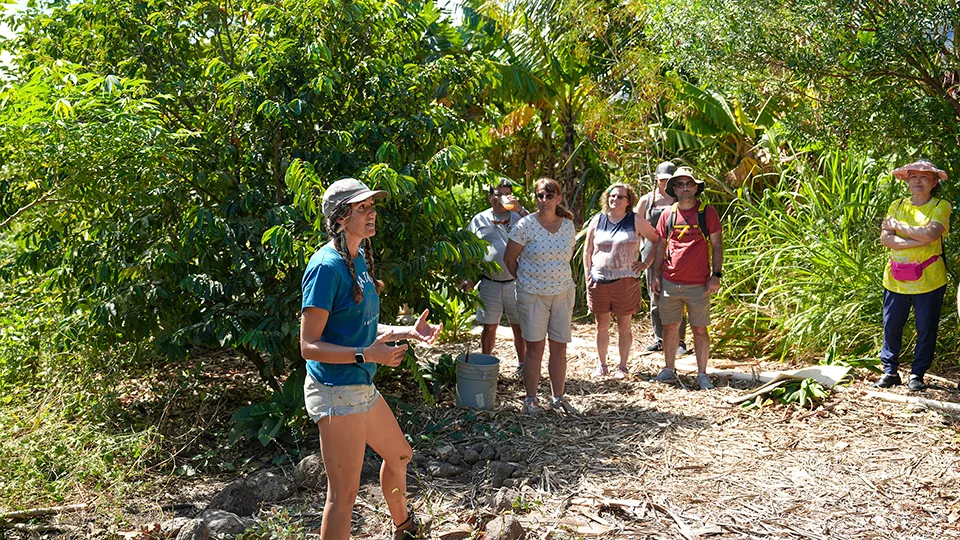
[[455, 353, 500, 410]]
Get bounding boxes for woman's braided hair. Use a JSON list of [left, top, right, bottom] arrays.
[[325, 200, 384, 304]]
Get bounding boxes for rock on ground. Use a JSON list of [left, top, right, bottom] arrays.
[[200, 509, 248, 538], [487, 487, 520, 512], [206, 479, 259, 516], [427, 460, 466, 478], [294, 454, 325, 490], [484, 514, 524, 540], [489, 461, 516, 488], [174, 519, 210, 540], [246, 470, 297, 502]]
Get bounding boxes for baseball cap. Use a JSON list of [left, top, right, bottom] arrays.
[[321, 178, 388, 220]]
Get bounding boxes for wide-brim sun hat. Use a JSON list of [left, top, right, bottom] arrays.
[[321, 178, 389, 220], [891, 160, 948, 182], [665, 167, 704, 198]]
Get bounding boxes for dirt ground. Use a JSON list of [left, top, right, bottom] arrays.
[[370, 319, 960, 540], [14, 320, 960, 539]]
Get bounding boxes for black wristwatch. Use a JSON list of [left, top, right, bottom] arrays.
[[712, 271, 723, 279], [355, 346, 365, 363]]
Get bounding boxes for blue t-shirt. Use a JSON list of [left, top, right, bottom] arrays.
[[301, 244, 379, 386]]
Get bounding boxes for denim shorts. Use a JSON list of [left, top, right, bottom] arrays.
[[304, 373, 380, 423]]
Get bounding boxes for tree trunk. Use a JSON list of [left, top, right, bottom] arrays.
[[239, 345, 283, 394], [559, 101, 583, 226]]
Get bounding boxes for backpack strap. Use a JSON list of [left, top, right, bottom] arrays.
[[697, 207, 709, 241]]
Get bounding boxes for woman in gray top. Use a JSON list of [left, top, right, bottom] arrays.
[[635, 161, 688, 356]]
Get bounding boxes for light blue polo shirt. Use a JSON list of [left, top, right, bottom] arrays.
[[301, 244, 379, 385]]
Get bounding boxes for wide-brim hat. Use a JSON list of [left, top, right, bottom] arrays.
[[665, 167, 704, 198], [891, 160, 948, 182], [321, 178, 388, 220]]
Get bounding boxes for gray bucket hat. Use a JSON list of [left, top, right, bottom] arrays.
[[321, 178, 388, 220], [665, 167, 704, 198]]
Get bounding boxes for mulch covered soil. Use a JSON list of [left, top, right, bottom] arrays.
[[370, 320, 960, 539], [14, 322, 959, 539]]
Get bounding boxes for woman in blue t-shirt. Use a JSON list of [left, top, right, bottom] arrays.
[[300, 178, 442, 540]]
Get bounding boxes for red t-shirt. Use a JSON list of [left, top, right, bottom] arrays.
[[655, 202, 721, 285]]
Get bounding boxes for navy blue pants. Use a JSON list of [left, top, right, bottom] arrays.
[[881, 285, 946, 376]]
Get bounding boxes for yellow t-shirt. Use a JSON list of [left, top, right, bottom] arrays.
[[882, 197, 951, 294]]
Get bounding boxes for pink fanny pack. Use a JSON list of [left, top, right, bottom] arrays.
[[890, 255, 939, 281]]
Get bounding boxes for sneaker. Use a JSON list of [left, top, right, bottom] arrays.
[[645, 340, 663, 352], [522, 397, 541, 416], [907, 374, 925, 391], [871, 373, 902, 388], [394, 506, 421, 540], [516, 363, 524, 379], [677, 342, 688, 356], [696, 373, 714, 390], [651, 367, 676, 383], [550, 395, 580, 415]]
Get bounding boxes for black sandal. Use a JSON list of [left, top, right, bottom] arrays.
[[393, 506, 420, 540]]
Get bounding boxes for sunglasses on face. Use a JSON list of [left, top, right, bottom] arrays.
[[609, 194, 628, 200], [674, 181, 697, 188], [536, 192, 557, 201]]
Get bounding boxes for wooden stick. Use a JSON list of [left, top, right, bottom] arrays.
[[0, 503, 89, 521], [5, 523, 79, 533], [647, 501, 694, 540], [865, 390, 960, 414]]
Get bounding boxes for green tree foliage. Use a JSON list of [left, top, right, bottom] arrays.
[[0, 0, 492, 442], [642, 0, 960, 156]]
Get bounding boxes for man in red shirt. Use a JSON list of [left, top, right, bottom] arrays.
[[649, 167, 723, 390]]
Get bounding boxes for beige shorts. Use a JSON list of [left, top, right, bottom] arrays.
[[304, 374, 380, 423], [475, 279, 520, 325], [660, 278, 711, 327], [517, 286, 575, 343]]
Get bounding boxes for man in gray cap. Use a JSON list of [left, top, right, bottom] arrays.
[[635, 161, 688, 356], [649, 167, 723, 390], [463, 179, 529, 373]]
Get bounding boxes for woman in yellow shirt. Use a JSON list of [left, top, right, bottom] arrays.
[[877, 160, 950, 391]]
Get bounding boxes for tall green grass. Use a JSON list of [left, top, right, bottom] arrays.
[[714, 150, 903, 361]]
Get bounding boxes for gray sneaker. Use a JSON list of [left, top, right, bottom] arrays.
[[696, 373, 714, 390], [549, 395, 580, 415], [522, 398, 541, 416], [652, 367, 676, 383]]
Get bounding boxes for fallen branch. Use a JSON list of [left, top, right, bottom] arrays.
[[4, 523, 79, 533], [647, 500, 694, 540], [0, 503, 89, 521], [864, 390, 960, 415]]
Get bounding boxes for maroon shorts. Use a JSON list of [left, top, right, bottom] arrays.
[[586, 277, 641, 315]]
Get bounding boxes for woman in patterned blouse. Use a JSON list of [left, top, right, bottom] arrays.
[[504, 178, 579, 416]]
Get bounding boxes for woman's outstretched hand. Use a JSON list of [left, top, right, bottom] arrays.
[[365, 331, 408, 367], [410, 309, 443, 344]]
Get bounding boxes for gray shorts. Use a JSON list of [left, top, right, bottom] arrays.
[[517, 286, 575, 343], [660, 278, 711, 327], [304, 373, 380, 423], [475, 279, 520, 325]]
